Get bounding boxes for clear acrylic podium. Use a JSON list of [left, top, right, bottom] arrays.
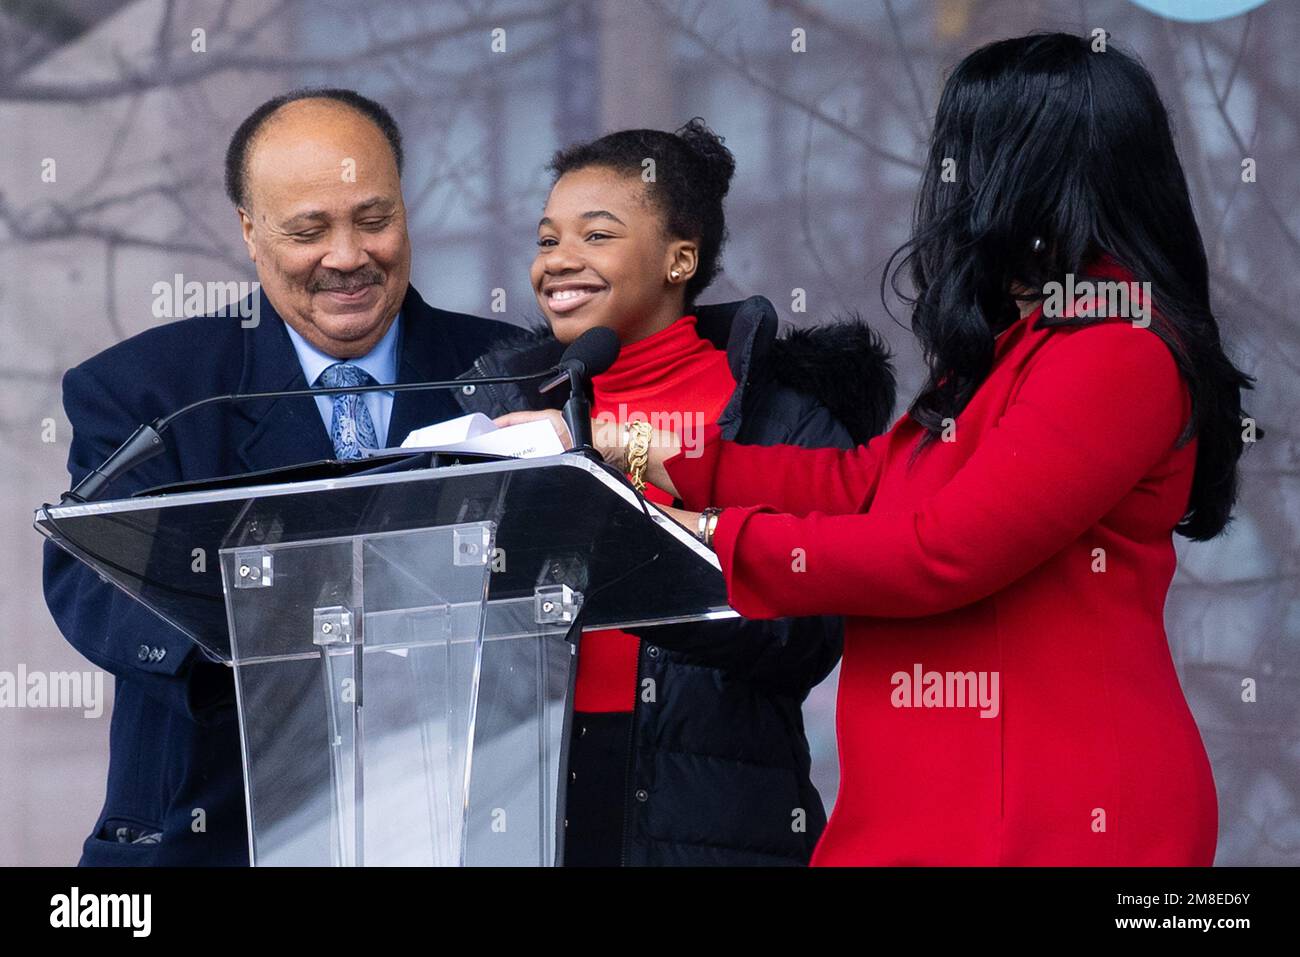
[[36, 453, 732, 866]]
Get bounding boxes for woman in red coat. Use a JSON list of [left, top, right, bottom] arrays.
[[508, 34, 1257, 865]]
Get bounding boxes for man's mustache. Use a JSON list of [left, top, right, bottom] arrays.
[[309, 269, 384, 293]]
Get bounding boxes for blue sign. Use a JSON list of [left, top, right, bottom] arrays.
[[1127, 0, 1274, 21]]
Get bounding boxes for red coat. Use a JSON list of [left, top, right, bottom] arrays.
[[665, 293, 1218, 865]]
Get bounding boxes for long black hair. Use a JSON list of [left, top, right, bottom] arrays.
[[548, 118, 736, 305], [884, 32, 1257, 541]]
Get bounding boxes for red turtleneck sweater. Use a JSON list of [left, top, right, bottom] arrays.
[[576, 315, 736, 712]]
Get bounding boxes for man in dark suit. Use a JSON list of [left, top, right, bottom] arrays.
[[42, 88, 514, 865]]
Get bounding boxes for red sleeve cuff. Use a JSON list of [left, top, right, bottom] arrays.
[[711, 504, 783, 620]]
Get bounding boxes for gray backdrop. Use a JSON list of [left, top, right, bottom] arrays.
[[1, 0, 1295, 865]]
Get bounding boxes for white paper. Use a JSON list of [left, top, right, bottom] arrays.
[[399, 412, 497, 448], [362, 412, 564, 459]]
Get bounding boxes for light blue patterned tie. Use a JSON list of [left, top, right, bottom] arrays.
[[317, 363, 380, 459]]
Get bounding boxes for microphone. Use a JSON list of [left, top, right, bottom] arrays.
[[62, 365, 561, 504], [539, 327, 621, 452], [552, 326, 621, 382]]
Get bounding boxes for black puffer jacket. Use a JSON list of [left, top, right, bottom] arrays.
[[455, 296, 894, 865]]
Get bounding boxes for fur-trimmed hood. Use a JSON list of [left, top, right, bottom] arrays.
[[765, 313, 896, 445], [455, 295, 895, 446]]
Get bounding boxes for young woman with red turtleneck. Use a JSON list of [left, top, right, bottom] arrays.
[[485, 121, 894, 866]]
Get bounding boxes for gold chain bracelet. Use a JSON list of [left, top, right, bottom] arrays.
[[624, 421, 654, 492]]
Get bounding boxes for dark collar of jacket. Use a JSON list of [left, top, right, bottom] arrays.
[[232, 283, 504, 472], [452, 295, 895, 445]]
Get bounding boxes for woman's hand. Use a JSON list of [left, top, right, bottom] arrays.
[[492, 410, 623, 466], [493, 409, 575, 451], [491, 410, 684, 497]]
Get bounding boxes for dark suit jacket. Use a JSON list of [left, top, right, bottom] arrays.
[[42, 285, 514, 865]]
